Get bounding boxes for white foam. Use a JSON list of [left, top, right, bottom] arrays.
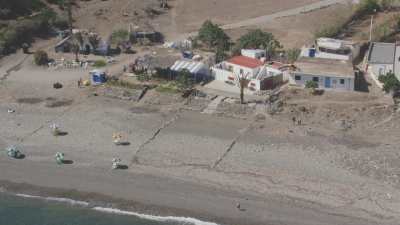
[[14, 193, 218, 225], [93, 207, 219, 225], [15, 193, 89, 206]]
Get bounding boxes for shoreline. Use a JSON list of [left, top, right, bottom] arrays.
[[0, 158, 391, 225], [0, 186, 218, 225], [0, 180, 223, 225]]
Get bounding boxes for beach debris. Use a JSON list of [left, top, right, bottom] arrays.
[[55, 152, 65, 165], [7, 109, 15, 113], [112, 158, 122, 169], [83, 79, 91, 86], [6, 146, 23, 159], [53, 82, 63, 89]]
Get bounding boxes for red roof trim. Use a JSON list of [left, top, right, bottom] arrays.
[[227, 56, 264, 68]]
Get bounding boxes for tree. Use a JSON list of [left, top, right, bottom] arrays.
[[235, 72, 250, 104], [215, 43, 227, 63], [33, 50, 48, 65], [358, 0, 380, 15], [111, 29, 130, 52], [305, 80, 318, 95], [70, 32, 82, 62], [177, 69, 194, 91], [379, 72, 400, 94], [234, 29, 282, 59], [198, 20, 230, 50], [65, 0, 73, 34], [286, 48, 301, 64]]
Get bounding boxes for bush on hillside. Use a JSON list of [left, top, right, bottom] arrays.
[[305, 80, 319, 95], [93, 60, 107, 68], [286, 48, 301, 64], [379, 72, 400, 93], [177, 69, 194, 91], [197, 20, 230, 51], [34, 50, 49, 65], [233, 29, 281, 58]]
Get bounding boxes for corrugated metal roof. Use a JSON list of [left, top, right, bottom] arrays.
[[368, 42, 395, 64], [170, 60, 207, 74]]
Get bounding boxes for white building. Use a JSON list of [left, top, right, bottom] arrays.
[[211, 50, 283, 91], [241, 49, 266, 59], [366, 42, 400, 86], [290, 58, 355, 91], [300, 38, 360, 62]]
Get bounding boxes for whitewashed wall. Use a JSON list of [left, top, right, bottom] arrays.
[[289, 72, 354, 91]]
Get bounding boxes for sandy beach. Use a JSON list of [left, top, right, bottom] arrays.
[[1, 52, 400, 225]]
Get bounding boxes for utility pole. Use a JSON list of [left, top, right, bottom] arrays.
[[65, 0, 73, 34]]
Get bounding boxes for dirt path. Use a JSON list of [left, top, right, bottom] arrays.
[[221, 0, 349, 30], [173, 0, 349, 41], [0, 52, 30, 82]]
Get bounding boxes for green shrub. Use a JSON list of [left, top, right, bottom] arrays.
[[156, 82, 180, 93], [111, 29, 129, 45], [53, 15, 69, 29], [177, 69, 194, 91], [379, 72, 400, 93], [286, 48, 301, 63], [234, 29, 281, 57], [305, 80, 318, 89], [93, 60, 107, 68], [314, 21, 344, 38], [198, 20, 230, 50], [357, 0, 380, 15], [137, 71, 151, 82], [34, 50, 49, 65]]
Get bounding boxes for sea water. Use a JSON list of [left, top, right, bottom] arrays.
[[0, 193, 217, 225]]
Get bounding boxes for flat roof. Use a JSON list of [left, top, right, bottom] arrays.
[[294, 58, 354, 78], [368, 42, 395, 64]]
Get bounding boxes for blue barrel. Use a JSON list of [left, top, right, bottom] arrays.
[[182, 51, 193, 59], [91, 70, 107, 84], [308, 48, 316, 57]]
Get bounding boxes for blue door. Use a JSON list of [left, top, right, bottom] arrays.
[[325, 77, 331, 88]]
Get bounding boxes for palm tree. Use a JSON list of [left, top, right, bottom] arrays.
[[235, 72, 250, 104], [70, 33, 83, 62], [64, 0, 73, 34]]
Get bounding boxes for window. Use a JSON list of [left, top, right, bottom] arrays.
[[227, 66, 233, 72], [295, 75, 301, 81], [312, 77, 319, 82], [340, 79, 345, 84], [379, 68, 385, 75], [240, 69, 244, 74]]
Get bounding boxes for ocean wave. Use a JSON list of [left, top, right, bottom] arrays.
[[14, 193, 219, 225], [15, 193, 89, 206], [93, 207, 219, 225]]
